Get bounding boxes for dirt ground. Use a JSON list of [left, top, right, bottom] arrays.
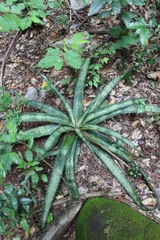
[[0, 1, 160, 239]]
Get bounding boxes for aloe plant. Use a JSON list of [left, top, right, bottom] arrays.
[[18, 58, 160, 229]]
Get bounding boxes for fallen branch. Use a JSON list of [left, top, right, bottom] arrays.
[[53, 189, 111, 206], [0, 31, 21, 87]]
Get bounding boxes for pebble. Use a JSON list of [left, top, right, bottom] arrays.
[[25, 86, 38, 100]]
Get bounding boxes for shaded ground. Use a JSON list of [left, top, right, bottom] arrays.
[[0, 1, 160, 239]]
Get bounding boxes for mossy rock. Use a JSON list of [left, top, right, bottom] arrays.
[[76, 197, 160, 240]]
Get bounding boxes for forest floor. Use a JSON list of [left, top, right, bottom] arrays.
[[0, 1, 160, 239]]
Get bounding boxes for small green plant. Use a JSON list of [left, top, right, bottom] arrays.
[[0, 183, 33, 235], [0, 0, 65, 32], [88, 0, 159, 47], [0, 0, 48, 32], [37, 32, 89, 70], [0, 92, 47, 234], [1, 60, 160, 231], [5, 58, 160, 230], [55, 13, 68, 26], [87, 46, 109, 87], [48, 0, 64, 10]]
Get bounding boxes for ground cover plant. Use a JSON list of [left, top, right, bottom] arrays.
[[1, 59, 160, 231]]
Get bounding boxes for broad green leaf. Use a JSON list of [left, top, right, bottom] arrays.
[[116, 35, 138, 48], [148, 18, 157, 28], [20, 218, 30, 233], [41, 174, 48, 182], [25, 149, 33, 162], [112, 1, 121, 14], [47, 212, 53, 224], [0, 2, 8, 13], [31, 172, 39, 188], [126, 0, 144, 5], [64, 50, 82, 69], [0, 220, 6, 234], [2, 207, 14, 217], [19, 197, 33, 205], [98, 10, 112, 18], [127, 18, 148, 29], [137, 27, 151, 45], [19, 17, 32, 30], [72, 32, 89, 45], [4, 14, 20, 31], [11, 195, 18, 211], [11, 3, 25, 14], [122, 12, 136, 26], [37, 48, 63, 70], [88, 0, 106, 16], [4, 184, 14, 195], [2, 152, 22, 165], [0, 16, 11, 32], [6, 0, 18, 5], [30, 15, 43, 24]]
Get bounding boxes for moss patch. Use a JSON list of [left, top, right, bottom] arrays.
[[76, 197, 160, 240]]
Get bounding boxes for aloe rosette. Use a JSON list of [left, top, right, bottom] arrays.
[[19, 58, 160, 229]]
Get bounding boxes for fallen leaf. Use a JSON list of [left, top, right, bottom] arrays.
[[103, 225, 111, 234], [30, 226, 36, 235], [142, 198, 155, 206], [147, 71, 160, 80]]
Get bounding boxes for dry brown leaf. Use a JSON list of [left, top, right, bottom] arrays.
[[142, 198, 155, 206], [147, 71, 160, 80], [30, 226, 36, 235]]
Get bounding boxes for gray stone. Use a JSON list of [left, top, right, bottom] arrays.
[[25, 87, 38, 100], [69, 0, 92, 10]]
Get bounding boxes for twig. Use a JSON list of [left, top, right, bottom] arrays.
[[64, 0, 87, 26], [53, 189, 111, 206], [0, 31, 21, 87]]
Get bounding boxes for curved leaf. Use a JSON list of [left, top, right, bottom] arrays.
[[65, 136, 79, 199], [28, 100, 69, 119], [37, 72, 76, 124], [90, 104, 160, 124], [19, 124, 60, 139], [78, 73, 126, 126], [88, 0, 106, 16], [73, 58, 91, 120], [81, 124, 141, 154], [83, 131, 134, 164], [20, 113, 72, 126], [84, 98, 146, 123], [41, 134, 75, 229], [91, 144, 158, 210], [35, 126, 73, 161]]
